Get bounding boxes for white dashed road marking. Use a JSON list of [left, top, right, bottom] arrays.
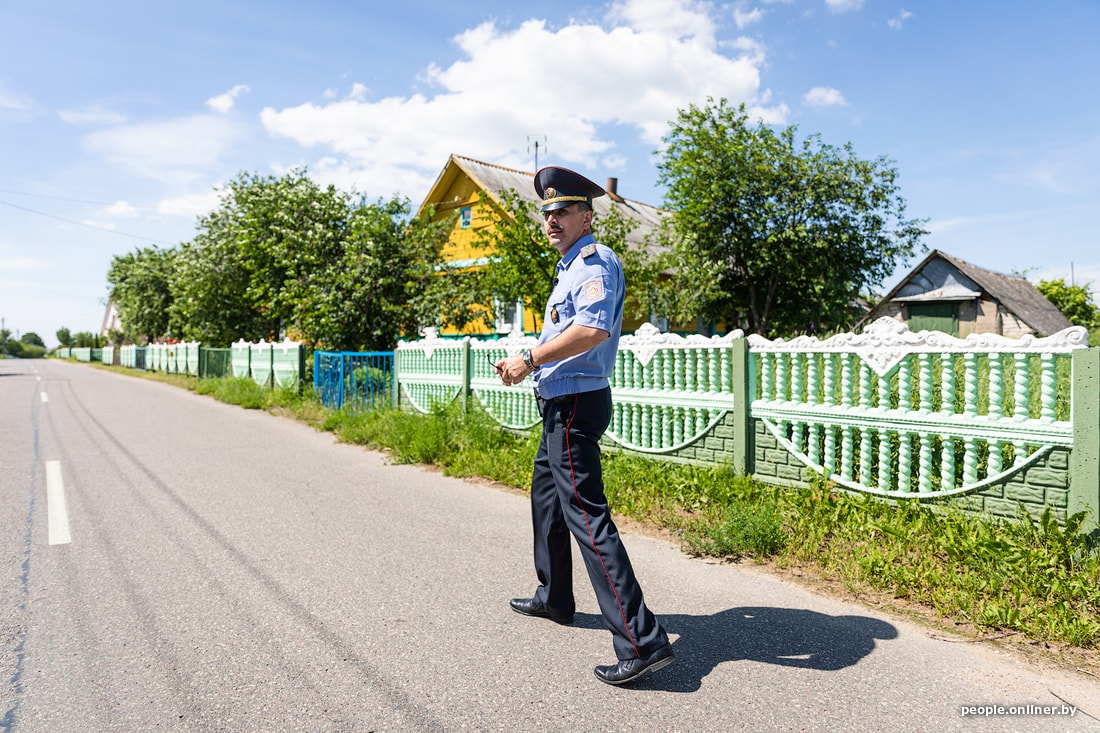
[[46, 460, 72, 545]]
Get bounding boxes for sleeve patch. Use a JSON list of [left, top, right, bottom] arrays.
[[583, 277, 605, 302]]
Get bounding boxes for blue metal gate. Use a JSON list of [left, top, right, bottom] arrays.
[[313, 351, 395, 411]]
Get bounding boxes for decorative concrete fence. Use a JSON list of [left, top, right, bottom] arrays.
[[143, 342, 196, 374], [117, 345, 145, 370], [231, 340, 252, 378], [101, 340, 300, 384], [749, 318, 1095, 522], [395, 318, 1099, 525], [231, 339, 304, 389]]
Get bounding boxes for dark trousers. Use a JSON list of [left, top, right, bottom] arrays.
[[529, 387, 668, 660]]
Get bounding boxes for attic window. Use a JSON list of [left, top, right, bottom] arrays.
[[460, 206, 472, 229]]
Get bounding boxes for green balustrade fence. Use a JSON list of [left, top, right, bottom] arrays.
[[57, 322, 1099, 526], [83, 340, 301, 384], [395, 318, 1099, 526]]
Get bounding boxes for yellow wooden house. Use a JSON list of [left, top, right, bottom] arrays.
[[418, 153, 667, 336]]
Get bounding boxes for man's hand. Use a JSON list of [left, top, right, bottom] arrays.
[[494, 354, 531, 386], [493, 324, 609, 387]]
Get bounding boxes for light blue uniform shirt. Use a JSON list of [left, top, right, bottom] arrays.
[[532, 234, 624, 399]]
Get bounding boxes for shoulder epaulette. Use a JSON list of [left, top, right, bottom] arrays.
[[580, 243, 598, 258]]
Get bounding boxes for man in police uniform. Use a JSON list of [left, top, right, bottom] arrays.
[[493, 166, 675, 686]]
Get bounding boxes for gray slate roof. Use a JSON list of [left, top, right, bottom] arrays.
[[872, 249, 1072, 336]]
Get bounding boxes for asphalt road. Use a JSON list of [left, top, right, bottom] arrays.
[[2, 358, 1099, 733]]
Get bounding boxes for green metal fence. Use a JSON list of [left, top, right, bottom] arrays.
[[394, 318, 1098, 526], [199, 348, 232, 378]]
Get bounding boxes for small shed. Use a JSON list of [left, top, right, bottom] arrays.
[[864, 250, 1071, 337]]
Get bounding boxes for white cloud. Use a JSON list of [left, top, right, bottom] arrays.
[[804, 86, 848, 107], [888, 9, 914, 30], [825, 0, 863, 12], [0, 85, 34, 111], [259, 0, 778, 200], [926, 214, 992, 234], [607, 0, 717, 43], [205, 84, 251, 114], [733, 4, 765, 29], [104, 201, 138, 217], [81, 218, 118, 231], [82, 115, 244, 185], [157, 189, 222, 218], [58, 105, 127, 126]]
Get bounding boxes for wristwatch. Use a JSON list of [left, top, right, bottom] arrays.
[[522, 350, 536, 372]]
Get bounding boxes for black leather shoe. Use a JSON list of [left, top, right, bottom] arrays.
[[593, 644, 675, 685], [509, 597, 574, 625]]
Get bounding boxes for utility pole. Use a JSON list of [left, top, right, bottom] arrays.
[[527, 135, 547, 170]]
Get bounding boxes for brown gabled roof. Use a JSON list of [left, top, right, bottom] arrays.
[[870, 249, 1072, 336], [423, 154, 668, 254]]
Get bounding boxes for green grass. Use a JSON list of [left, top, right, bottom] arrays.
[[193, 375, 270, 408], [95, 363, 1100, 654]]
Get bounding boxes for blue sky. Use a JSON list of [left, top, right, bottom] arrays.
[[2, 0, 1098, 346]]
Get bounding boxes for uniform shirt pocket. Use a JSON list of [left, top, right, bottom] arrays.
[[547, 297, 575, 326]]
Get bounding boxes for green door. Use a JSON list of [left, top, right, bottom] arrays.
[[908, 302, 959, 335]]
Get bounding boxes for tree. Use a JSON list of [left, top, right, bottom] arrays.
[[657, 98, 927, 337], [72, 332, 100, 348], [1, 331, 46, 357], [20, 332, 44, 348], [2, 328, 17, 357], [168, 169, 347, 345], [467, 190, 557, 333], [171, 169, 353, 344], [1037, 278, 1099, 328], [170, 230, 268, 346], [590, 205, 691, 330], [168, 169, 453, 350], [300, 196, 453, 351], [56, 327, 74, 347], [107, 245, 177, 343]]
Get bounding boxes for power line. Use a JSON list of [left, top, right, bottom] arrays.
[[0, 187, 160, 210], [0, 199, 176, 245]]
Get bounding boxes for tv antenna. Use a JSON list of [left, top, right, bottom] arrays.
[[527, 135, 547, 170]]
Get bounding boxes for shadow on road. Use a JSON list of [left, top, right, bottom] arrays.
[[573, 606, 898, 692]]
